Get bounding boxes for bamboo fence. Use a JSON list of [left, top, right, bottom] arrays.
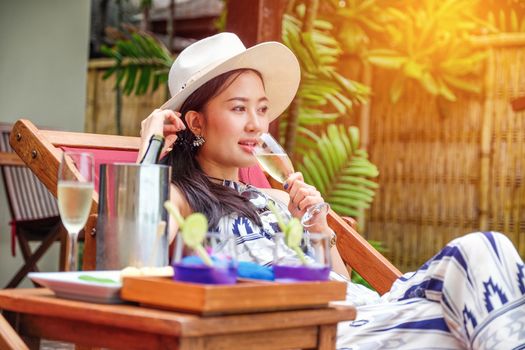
[[84, 34, 525, 273], [85, 59, 166, 136], [364, 34, 525, 272]]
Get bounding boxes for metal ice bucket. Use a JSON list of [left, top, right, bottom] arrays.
[[96, 163, 170, 270]]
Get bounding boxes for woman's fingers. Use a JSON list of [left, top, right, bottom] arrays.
[[164, 112, 185, 135], [297, 192, 322, 212], [165, 134, 178, 145], [293, 187, 322, 210], [283, 172, 329, 231], [284, 172, 303, 191], [284, 172, 324, 212], [163, 124, 182, 134], [141, 109, 185, 137], [160, 134, 179, 158], [141, 109, 168, 136], [139, 109, 185, 160]]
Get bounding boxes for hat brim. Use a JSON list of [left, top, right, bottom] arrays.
[[160, 41, 300, 122]]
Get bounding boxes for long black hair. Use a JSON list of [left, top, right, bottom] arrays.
[[167, 69, 263, 228]]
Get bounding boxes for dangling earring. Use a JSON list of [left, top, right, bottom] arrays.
[[193, 135, 205, 148]]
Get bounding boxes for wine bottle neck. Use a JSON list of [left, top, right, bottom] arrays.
[[140, 135, 165, 164]]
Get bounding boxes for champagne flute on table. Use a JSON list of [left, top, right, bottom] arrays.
[[57, 151, 94, 271], [252, 133, 329, 227]]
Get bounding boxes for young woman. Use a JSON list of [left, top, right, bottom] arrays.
[[140, 32, 525, 349]]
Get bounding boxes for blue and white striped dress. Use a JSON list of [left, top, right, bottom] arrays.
[[213, 181, 525, 349]]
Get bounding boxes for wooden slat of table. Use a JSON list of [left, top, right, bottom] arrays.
[[13, 312, 320, 350], [17, 314, 177, 349], [178, 326, 318, 350], [0, 289, 186, 336], [0, 289, 354, 336], [13, 313, 178, 350]]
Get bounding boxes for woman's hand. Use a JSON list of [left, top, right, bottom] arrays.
[[282, 173, 348, 277], [283, 172, 329, 232], [139, 109, 186, 160]]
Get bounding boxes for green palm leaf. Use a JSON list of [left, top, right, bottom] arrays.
[[362, 0, 485, 102], [297, 125, 379, 218], [282, 12, 370, 133], [101, 30, 173, 96]]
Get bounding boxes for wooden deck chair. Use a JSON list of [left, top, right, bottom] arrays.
[[0, 314, 29, 350], [10, 119, 401, 294], [0, 123, 67, 288]]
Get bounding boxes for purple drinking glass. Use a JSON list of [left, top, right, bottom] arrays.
[[273, 232, 331, 282], [172, 231, 238, 284]]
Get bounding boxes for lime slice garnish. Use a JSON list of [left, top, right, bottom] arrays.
[[266, 200, 308, 265], [286, 218, 303, 247], [182, 213, 213, 266], [287, 218, 307, 265], [164, 201, 213, 267], [181, 213, 208, 248]]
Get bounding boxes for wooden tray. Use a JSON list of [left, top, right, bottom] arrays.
[[121, 277, 347, 315]]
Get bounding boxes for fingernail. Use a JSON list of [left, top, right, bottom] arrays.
[[283, 183, 288, 190]]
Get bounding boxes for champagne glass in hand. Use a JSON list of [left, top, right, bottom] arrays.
[[57, 151, 94, 271], [252, 133, 329, 227]]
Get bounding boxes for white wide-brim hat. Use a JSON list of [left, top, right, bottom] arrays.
[[161, 32, 300, 122]]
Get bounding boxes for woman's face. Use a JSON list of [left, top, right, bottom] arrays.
[[197, 70, 269, 171]]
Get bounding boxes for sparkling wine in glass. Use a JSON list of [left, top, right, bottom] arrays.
[[253, 133, 329, 227], [253, 153, 294, 184], [57, 151, 94, 271]]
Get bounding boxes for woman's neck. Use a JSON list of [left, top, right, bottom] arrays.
[[196, 155, 238, 182]]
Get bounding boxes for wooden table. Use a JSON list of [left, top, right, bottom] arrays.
[[0, 288, 355, 350]]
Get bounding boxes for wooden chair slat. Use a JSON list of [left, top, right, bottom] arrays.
[[40, 129, 140, 150], [0, 152, 24, 166]]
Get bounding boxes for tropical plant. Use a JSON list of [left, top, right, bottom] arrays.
[[282, 13, 370, 125], [281, 4, 370, 152], [214, 0, 228, 31], [360, 0, 486, 102], [319, 0, 393, 57], [280, 2, 378, 220], [298, 125, 378, 218], [100, 29, 172, 96]]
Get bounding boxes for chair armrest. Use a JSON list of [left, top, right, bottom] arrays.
[[328, 211, 401, 295], [341, 216, 357, 230]]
